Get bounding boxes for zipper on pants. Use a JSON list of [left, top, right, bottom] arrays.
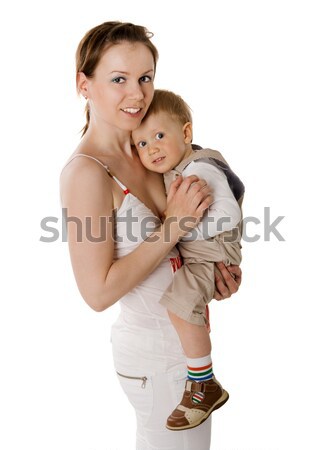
[[116, 371, 147, 388]]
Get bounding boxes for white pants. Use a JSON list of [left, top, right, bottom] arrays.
[[115, 364, 212, 450], [111, 313, 212, 450]]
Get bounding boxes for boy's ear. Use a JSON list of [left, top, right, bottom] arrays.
[[76, 72, 88, 98], [183, 122, 193, 144]]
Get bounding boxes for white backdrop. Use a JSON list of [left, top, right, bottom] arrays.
[[1, 1, 326, 449]]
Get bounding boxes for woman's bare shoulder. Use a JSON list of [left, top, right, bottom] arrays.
[[61, 154, 110, 181], [60, 155, 114, 206]]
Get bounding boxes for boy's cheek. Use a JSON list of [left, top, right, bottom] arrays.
[[139, 155, 148, 167]]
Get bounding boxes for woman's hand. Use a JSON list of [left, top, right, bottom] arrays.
[[165, 175, 212, 239], [213, 262, 242, 300]]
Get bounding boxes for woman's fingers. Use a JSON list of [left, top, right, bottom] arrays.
[[179, 177, 212, 212], [226, 264, 242, 286], [167, 176, 212, 212], [166, 175, 183, 204], [165, 175, 212, 238], [213, 278, 229, 301], [213, 263, 242, 300], [176, 175, 200, 194]]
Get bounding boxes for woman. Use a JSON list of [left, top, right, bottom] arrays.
[[60, 21, 241, 450]]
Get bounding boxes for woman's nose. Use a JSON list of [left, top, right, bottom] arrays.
[[128, 81, 144, 101]]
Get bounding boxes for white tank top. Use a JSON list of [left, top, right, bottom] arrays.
[[64, 154, 181, 329]]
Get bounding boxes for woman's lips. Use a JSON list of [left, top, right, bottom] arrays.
[[121, 107, 142, 118]]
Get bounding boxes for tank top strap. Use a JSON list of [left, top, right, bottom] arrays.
[[111, 176, 130, 195], [66, 153, 110, 172], [63, 153, 130, 195]]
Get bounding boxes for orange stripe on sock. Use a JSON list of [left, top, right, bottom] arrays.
[[187, 363, 212, 371]]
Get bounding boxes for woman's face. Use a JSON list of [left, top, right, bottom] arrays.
[[84, 42, 155, 132]]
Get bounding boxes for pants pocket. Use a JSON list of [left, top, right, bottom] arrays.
[[116, 371, 154, 427]]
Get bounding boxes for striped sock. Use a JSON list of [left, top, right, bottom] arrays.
[[187, 355, 213, 382]]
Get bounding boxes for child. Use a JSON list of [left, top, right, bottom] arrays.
[[132, 90, 244, 431]]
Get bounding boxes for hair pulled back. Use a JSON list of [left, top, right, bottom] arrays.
[[76, 21, 159, 135]]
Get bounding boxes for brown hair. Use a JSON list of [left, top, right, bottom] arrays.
[[76, 21, 159, 135], [143, 89, 193, 125]]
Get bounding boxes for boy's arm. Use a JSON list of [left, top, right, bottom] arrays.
[[182, 160, 241, 240]]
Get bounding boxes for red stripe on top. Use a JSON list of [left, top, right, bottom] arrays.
[[193, 392, 205, 399], [170, 256, 183, 273], [123, 189, 130, 195], [187, 363, 212, 371]]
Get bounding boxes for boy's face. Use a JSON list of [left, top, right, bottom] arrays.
[[132, 112, 193, 173]]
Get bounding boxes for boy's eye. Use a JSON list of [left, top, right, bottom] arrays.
[[155, 132, 164, 140], [112, 77, 125, 84], [138, 141, 147, 149]]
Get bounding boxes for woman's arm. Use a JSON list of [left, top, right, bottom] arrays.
[[60, 161, 212, 312]]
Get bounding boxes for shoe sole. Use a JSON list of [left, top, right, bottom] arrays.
[[166, 389, 229, 431]]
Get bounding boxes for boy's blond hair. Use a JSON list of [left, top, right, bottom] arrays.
[[144, 89, 193, 125]]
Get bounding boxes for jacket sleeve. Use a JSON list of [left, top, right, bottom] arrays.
[[181, 160, 241, 240]]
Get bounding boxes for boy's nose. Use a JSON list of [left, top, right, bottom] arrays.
[[148, 143, 160, 155]]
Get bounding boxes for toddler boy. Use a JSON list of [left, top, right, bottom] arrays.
[[132, 90, 244, 430]]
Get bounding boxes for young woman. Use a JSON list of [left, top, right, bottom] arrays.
[[60, 21, 242, 450]]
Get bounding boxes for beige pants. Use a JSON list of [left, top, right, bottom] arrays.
[[159, 234, 242, 325]]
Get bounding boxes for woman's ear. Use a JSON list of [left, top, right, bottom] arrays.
[[76, 72, 88, 99], [183, 122, 193, 144]]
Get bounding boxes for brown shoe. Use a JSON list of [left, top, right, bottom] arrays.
[[166, 377, 229, 431]]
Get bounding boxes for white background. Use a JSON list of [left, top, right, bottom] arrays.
[[1, 1, 326, 449]]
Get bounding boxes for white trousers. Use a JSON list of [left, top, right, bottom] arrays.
[[111, 314, 212, 450], [115, 363, 212, 450]]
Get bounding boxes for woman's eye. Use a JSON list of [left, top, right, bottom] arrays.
[[139, 75, 152, 83], [112, 77, 125, 84], [138, 141, 147, 149], [155, 132, 164, 140]]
